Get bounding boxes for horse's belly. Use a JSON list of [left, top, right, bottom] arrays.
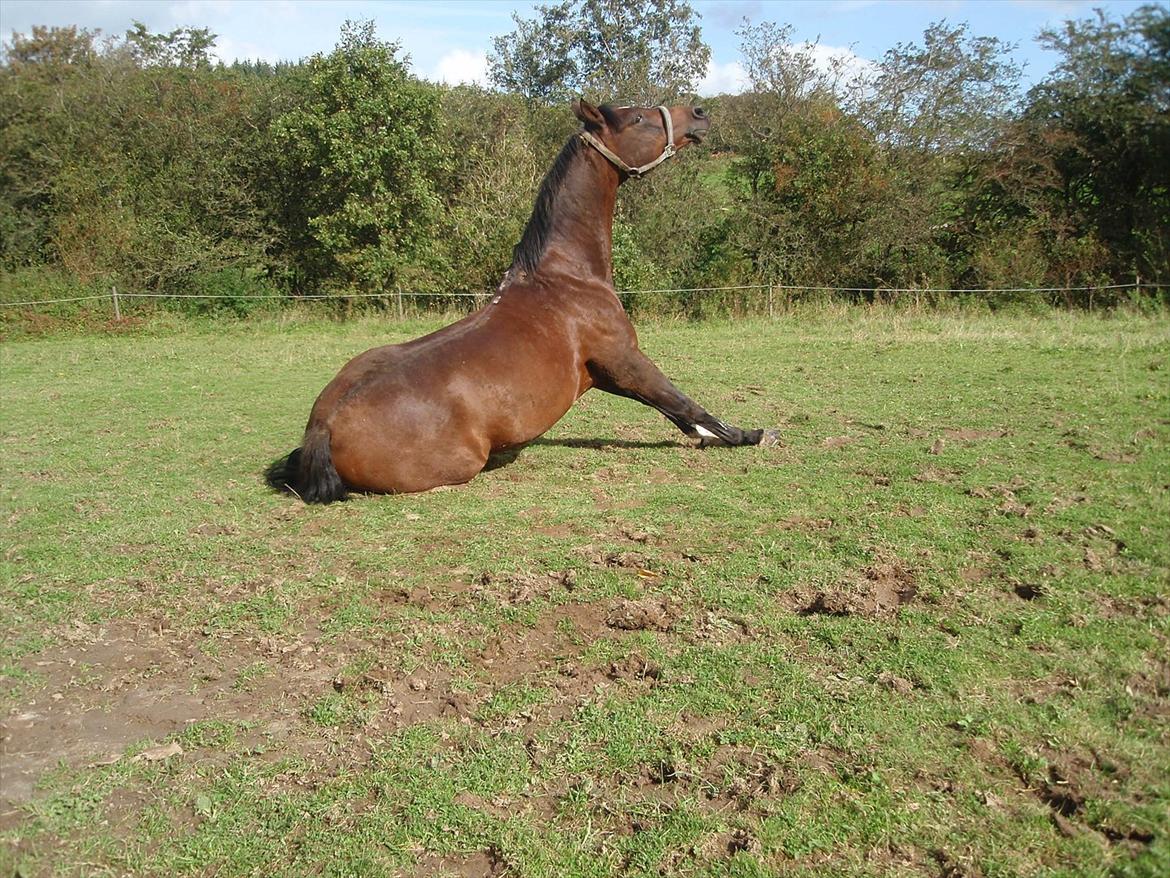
[[483, 376, 580, 450], [325, 361, 579, 493]]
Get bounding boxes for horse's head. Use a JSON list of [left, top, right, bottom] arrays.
[[573, 99, 710, 179]]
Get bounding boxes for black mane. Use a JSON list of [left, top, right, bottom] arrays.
[[511, 133, 584, 275]]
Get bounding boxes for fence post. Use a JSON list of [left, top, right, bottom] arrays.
[[111, 285, 121, 321], [396, 288, 404, 320], [767, 284, 774, 319]]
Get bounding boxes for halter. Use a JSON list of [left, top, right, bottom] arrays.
[[578, 105, 676, 179]]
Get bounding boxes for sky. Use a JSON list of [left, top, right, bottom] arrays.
[[0, 0, 1155, 94]]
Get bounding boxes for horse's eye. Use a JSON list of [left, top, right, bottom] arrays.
[[633, 114, 643, 123]]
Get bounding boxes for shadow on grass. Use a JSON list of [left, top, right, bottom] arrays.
[[485, 436, 680, 471]]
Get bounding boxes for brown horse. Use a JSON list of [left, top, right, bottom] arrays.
[[267, 100, 775, 503]]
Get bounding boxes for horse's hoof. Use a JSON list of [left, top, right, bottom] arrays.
[[758, 429, 781, 447]]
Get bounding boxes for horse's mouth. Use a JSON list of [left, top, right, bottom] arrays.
[[684, 126, 709, 144]]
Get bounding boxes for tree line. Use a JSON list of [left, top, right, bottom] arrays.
[[1, 2, 1166, 314]]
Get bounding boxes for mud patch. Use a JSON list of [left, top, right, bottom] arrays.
[[967, 482, 1032, 517], [912, 466, 957, 484], [476, 601, 612, 685], [415, 847, 506, 877], [1, 617, 340, 806], [1011, 745, 1156, 848], [606, 598, 679, 632], [791, 558, 917, 619]]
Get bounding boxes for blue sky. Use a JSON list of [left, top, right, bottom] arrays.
[[0, 0, 1154, 93]]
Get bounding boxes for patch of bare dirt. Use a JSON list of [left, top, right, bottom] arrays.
[[1123, 659, 1170, 725], [1044, 491, 1090, 513], [875, 671, 915, 695], [0, 615, 339, 807], [687, 610, 753, 646], [1009, 744, 1157, 849], [1012, 675, 1085, 711], [475, 601, 611, 683], [606, 598, 679, 632], [381, 568, 578, 613], [912, 466, 958, 484], [933, 848, 985, 878], [959, 566, 992, 584], [1091, 447, 1138, 463], [1097, 593, 1169, 622], [414, 847, 506, 878], [966, 481, 1033, 517], [855, 468, 893, 487], [893, 503, 928, 518], [798, 746, 847, 776], [343, 669, 474, 728], [471, 599, 675, 716], [789, 558, 918, 619]]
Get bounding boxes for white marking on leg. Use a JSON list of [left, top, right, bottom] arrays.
[[694, 424, 717, 438]]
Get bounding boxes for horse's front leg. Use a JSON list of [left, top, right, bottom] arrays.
[[588, 349, 775, 446]]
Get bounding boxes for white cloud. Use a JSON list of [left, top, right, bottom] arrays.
[[210, 35, 281, 65], [698, 59, 750, 96], [799, 42, 878, 89], [697, 44, 875, 97], [167, 0, 235, 23], [433, 48, 489, 86]]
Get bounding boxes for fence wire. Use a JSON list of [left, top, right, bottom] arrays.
[[0, 281, 1157, 310]]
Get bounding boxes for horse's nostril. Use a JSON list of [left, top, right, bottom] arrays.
[[693, 106, 707, 119]]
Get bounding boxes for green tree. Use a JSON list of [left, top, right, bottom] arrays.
[[0, 26, 99, 267], [720, 27, 893, 290], [123, 20, 216, 68], [268, 20, 447, 297], [1024, 3, 1169, 287], [432, 86, 544, 295], [488, 0, 711, 104], [861, 22, 1022, 153], [856, 22, 1023, 290], [0, 23, 274, 293]]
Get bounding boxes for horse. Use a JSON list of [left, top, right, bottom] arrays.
[[266, 99, 776, 503]]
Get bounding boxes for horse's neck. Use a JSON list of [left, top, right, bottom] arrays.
[[536, 149, 619, 285]]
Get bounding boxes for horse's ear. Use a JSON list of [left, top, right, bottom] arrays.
[[572, 98, 605, 129]]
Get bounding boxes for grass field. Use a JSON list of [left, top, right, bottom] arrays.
[[1, 311, 1168, 877]]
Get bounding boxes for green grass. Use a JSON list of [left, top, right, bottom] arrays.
[[1, 310, 1168, 877]]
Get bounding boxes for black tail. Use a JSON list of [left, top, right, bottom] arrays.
[[264, 426, 348, 504]]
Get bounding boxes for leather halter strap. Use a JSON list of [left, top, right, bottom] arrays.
[[578, 105, 676, 178]]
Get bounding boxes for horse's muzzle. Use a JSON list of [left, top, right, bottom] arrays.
[[685, 109, 711, 143]]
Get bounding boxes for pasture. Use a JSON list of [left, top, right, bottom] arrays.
[[1, 311, 1167, 877]]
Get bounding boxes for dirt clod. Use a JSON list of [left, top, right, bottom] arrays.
[[796, 558, 917, 619], [606, 598, 678, 632], [876, 672, 915, 694]]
